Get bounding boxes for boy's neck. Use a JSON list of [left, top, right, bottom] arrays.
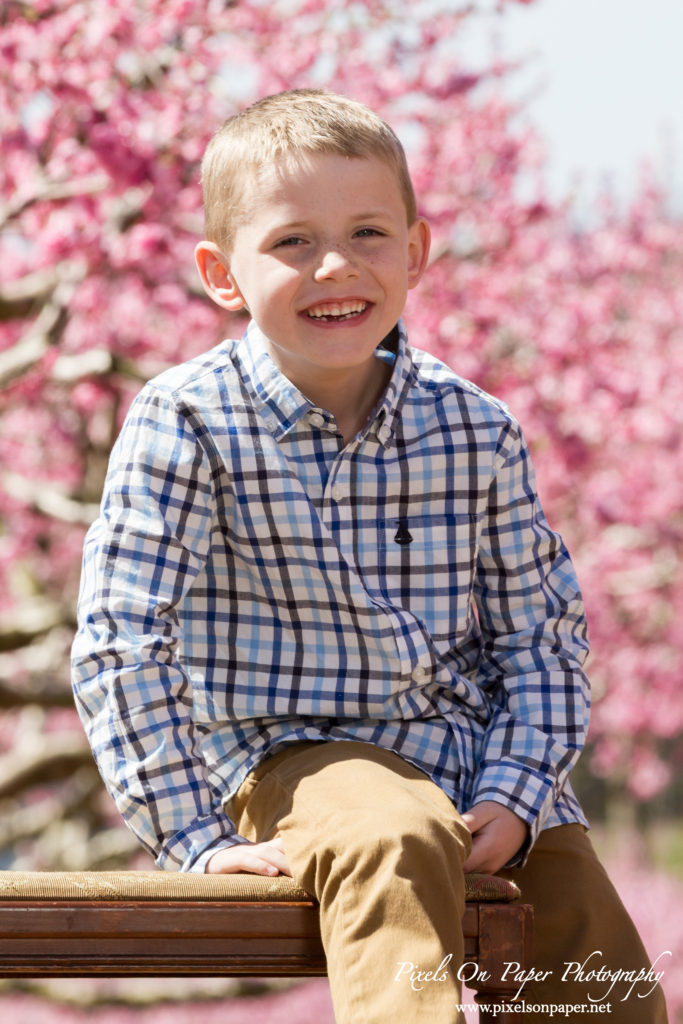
[[255, 324, 399, 446], [274, 326, 399, 446], [316, 360, 393, 445]]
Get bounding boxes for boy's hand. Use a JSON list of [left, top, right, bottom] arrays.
[[205, 835, 292, 877], [461, 802, 529, 874]]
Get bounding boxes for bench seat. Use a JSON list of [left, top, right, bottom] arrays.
[[0, 870, 532, 1023]]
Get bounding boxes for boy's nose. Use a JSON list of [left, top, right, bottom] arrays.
[[314, 246, 360, 281]]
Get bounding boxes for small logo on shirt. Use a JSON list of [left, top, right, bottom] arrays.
[[394, 521, 413, 545]]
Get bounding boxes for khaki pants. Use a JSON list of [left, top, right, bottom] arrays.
[[227, 740, 668, 1024]]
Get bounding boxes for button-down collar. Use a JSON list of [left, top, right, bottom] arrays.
[[237, 319, 414, 447]]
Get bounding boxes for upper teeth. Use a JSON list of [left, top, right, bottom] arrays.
[[307, 301, 367, 318]]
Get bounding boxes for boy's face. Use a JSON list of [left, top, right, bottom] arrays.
[[196, 152, 430, 399]]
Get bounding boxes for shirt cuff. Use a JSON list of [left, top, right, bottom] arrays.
[[469, 760, 557, 867], [157, 811, 249, 872], [188, 835, 253, 874]]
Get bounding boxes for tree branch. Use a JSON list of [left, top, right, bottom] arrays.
[[0, 266, 60, 321], [0, 732, 94, 800], [2, 471, 100, 525], [0, 600, 71, 653], [0, 672, 75, 708], [0, 173, 109, 232], [0, 265, 84, 386], [0, 767, 101, 847]]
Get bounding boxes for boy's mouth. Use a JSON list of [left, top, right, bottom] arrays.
[[305, 300, 368, 322]]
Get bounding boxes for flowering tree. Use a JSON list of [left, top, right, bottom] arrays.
[[420, 181, 683, 805], [1, 0, 681, 879]]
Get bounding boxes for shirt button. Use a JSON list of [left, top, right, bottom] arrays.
[[308, 412, 326, 429], [331, 484, 347, 502], [412, 665, 429, 683]]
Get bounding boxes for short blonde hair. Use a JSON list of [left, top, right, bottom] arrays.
[[200, 89, 417, 251]]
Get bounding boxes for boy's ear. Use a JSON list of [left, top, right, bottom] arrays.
[[194, 241, 246, 312], [406, 216, 431, 290]]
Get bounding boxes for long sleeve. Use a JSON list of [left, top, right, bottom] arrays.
[[469, 420, 591, 857], [71, 386, 245, 870]]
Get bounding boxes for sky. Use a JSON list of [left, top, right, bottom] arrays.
[[464, 0, 683, 211]]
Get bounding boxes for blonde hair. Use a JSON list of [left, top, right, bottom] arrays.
[[200, 89, 417, 251]]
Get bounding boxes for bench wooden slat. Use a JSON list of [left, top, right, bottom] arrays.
[[0, 872, 532, 1023], [0, 899, 326, 976], [0, 900, 529, 980]]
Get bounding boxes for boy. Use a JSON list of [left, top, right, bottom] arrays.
[[72, 90, 667, 1023]]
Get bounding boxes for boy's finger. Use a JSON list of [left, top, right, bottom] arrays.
[[262, 850, 293, 876], [463, 837, 494, 873], [255, 841, 293, 876], [250, 856, 290, 877], [461, 804, 492, 833]]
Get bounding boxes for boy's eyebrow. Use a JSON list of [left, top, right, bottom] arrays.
[[352, 210, 396, 221], [267, 209, 397, 232]]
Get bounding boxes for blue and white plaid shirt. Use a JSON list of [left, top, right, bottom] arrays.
[[72, 319, 590, 871]]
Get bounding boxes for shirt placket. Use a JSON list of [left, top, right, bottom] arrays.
[[321, 431, 436, 688]]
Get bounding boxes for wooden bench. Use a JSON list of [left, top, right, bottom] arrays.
[[0, 870, 532, 1023]]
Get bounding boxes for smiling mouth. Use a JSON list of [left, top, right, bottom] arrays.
[[305, 300, 369, 322]]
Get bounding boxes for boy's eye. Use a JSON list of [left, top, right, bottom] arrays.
[[274, 236, 305, 248], [354, 227, 383, 238]]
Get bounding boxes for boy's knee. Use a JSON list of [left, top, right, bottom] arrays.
[[267, 741, 471, 872], [333, 785, 472, 880]]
